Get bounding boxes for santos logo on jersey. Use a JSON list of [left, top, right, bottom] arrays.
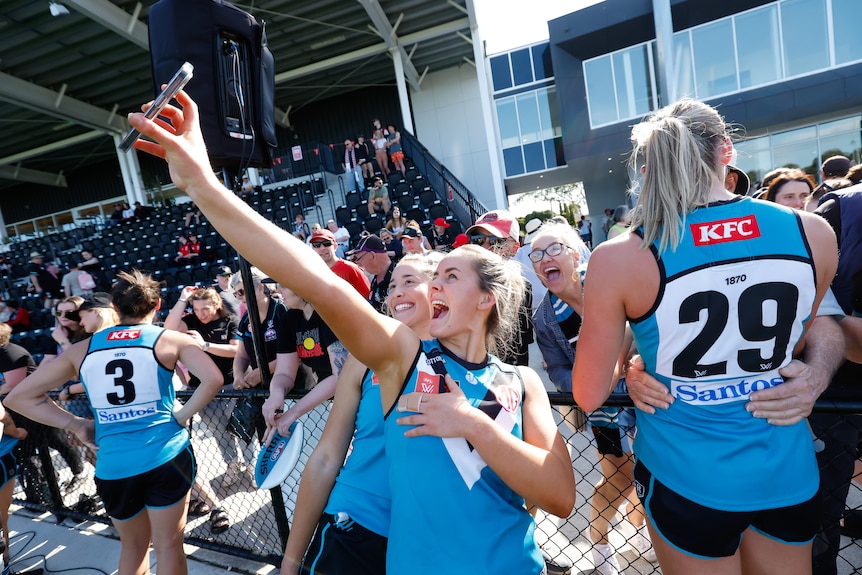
[[97, 401, 158, 423], [107, 329, 142, 341], [690, 215, 760, 246], [672, 376, 783, 404]]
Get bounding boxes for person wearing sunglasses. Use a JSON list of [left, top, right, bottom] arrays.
[[309, 228, 371, 299], [530, 222, 655, 573]]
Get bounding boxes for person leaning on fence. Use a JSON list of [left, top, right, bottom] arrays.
[[163, 285, 237, 534], [529, 222, 653, 574], [281, 254, 437, 575], [125, 89, 576, 574], [572, 98, 838, 575], [6, 270, 223, 575], [226, 268, 281, 487]]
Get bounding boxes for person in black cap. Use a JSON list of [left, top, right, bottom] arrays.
[[77, 293, 118, 334], [349, 235, 395, 313], [821, 155, 852, 180], [212, 266, 239, 317], [725, 165, 751, 196]]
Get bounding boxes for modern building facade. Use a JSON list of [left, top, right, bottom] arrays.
[[539, 0, 862, 222]]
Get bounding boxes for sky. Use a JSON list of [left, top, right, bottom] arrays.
[[474, 0, 603, 55], [472, 0, 603, 216]]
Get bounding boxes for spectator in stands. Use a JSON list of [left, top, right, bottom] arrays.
[[213, 266, 240, 317], [174, 233, 199, 264], [348, 235, 395, 313], [386, 124, 406, 176], [240, 175, 254, 199], [355, 134, 375, 183], [430, 217, 454, 251], [372, 118, 390, 178], [326, 219, 350, 259], [5, 300, 29, 333], [0, 255, 12, 278], [121, 202, 135, 221], [133, 201, 154, 219], [108, 203, 123, 227], [385, 205, 407, 238], [367, 176, 391, 216], [186, 231, 203, 261], [291, 213, 310, 242], [77, 293, 119, 334], [43, 263, 63, 306], [62, 261, 89, 298], [465, 210, 534, 367], [6, 271, 223, 575], [184, 202, 202, 227], [400, 225, 427, 256], [309, 229, 371, 299], [78, 250, 105, 291], [164, 285, 236, 534], [26, 252, 59, 309], [0, 301, 9, 324], [343, 139, 363, 192], [379, 228, 403, 261], [579, 216, 593, 248]]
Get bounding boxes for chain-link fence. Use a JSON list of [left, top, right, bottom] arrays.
[[11, 391, 862, 573]]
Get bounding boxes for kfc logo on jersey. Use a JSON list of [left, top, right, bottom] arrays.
[[107, 329, 141, 341], [415, 372, 442, 394], [691, 215, 760, 246]]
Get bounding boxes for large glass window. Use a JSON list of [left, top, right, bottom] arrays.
[[691, 19, 737, 98], [735, 5, 781, 88], [781, 0, 828, 77], [511, 48, 534, 87], [612, 45, 653, 120], [734, 135, 772, 186], [672, 32, 695, 98], [516, 93, 541, 144], [495, 99, 520, 149], [833, 0, 862, 64], [584, 56, 618, 126]]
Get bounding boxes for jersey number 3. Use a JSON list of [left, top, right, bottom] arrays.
[[105, 359, 137, 405], [672, 282, 799, 378]]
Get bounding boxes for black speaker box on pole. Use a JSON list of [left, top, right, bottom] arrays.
[[148, 0, 277, 170]]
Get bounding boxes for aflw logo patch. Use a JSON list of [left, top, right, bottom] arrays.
[[691, 215, 760, 246], [107, 329, 141, 341]]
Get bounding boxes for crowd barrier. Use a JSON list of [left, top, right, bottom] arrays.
[[12, 391, 862, 573]]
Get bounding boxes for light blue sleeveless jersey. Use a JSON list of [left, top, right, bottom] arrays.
[[324, 368, 390, 537], [80, 324, 188, 480], [384, 340, 543, 575], [630, 197, 819, 511]]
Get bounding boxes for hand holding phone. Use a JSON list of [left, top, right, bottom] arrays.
[[118, 61, 194, 153]]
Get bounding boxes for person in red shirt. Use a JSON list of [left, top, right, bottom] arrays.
[[5, 300, 30, 333], [309, 229, 371, 299]]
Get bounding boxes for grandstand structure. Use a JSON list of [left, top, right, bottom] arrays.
[[1, 140, 471, 360]]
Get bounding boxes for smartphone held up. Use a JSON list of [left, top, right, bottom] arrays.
[[117, 61, 194, 153]]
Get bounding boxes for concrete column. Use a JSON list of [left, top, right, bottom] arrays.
[[391, 47, 415, 134], [471, 26, 507, 210], [652, 0, 675, 105], [113, 134, 147, 205]]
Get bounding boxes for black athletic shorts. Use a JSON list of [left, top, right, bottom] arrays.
[[0, 451, 17, 489], [95, 445, 196, 521], [301, 512, 387, 575], [634, 459, 819, 558]]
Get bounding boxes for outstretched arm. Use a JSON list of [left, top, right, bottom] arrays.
[[129, 93, 415, 388]]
